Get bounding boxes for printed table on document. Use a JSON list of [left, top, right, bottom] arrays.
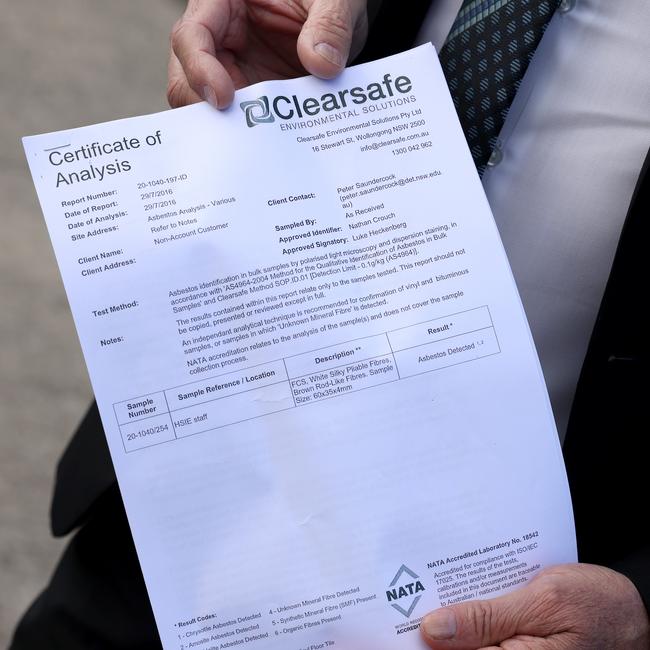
[[114, 306, 500, 452]]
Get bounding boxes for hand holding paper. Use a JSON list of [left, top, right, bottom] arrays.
[[23, 45, 576, 650], [167, 0, 369, 108], [420, 564, 649, 649]]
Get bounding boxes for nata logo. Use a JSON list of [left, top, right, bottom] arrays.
[[239, 96, 275, 127], [386, 564, 425, 618]]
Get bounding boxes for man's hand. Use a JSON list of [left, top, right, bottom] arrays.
[[167, 0, 368, 109], [420, 564, 649, 649]]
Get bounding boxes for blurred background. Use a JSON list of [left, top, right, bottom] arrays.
[[0, 0, 182, 643]]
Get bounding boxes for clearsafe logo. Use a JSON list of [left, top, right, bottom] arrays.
[[386, 564, 426, 618], [239, 73, 413, 127], [240, 96, 275, 127]]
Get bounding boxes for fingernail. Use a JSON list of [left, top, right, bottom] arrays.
[[422, 609, 457, 640], [314, 42, 344, 68], [203, 85, 218, 108]]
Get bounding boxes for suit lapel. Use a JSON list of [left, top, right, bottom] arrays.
[[357, 0, 433, 63], [563, 149, 650, 572]]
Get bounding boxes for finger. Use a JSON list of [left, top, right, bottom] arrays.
[[419, 584, 543, 649], [167, 52, 203, 108], [170, 18, 235, 108], [297, 0, 367, 79], [481, 636, 566, 650], [480, 641, 558, 650]]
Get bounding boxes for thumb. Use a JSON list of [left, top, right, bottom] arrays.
[[419, 587, 536, 649], [297, 0, 367, 79]]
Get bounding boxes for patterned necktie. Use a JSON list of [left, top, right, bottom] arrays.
[[439, 0, 561, 173]]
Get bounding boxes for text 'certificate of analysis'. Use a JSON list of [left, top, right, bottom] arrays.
[[24, 44, 576, 650]]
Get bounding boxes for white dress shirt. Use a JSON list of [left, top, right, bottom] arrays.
[[416, 0, 650, 440]]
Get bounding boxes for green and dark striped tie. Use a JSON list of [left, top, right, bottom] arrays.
[[439, 0, 561, 173]]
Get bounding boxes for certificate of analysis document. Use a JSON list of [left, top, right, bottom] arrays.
[[24, 44, 576, 650]]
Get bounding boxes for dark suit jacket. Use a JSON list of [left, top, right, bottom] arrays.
[[50, 0, 650, 612]]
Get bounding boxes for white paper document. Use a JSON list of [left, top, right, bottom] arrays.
[[24, 44, 576, 650]]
